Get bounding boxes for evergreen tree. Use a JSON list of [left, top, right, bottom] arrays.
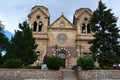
[[5, 21, 38, 66], [89, 0, 120, 68], [0, 52, 2, 64], [0, 21, 9, 64], [0, 21, 4, 31]]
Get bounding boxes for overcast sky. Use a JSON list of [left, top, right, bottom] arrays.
[[0, 0, 120, 33]]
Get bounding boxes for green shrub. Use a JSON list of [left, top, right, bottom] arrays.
[[3, 58, 22, 68], [0, 64, 3, 68], [46, 56, 63, 70], [77, 56, 95, 70]]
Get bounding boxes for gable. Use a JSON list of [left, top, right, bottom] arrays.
[[50, 15, 74, 29], [74, 8, 92, 19], [28, 8, 49, 18], [77, 10, 92, 19]]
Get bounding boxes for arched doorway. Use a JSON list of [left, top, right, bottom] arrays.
[[58, 52, 66, 68]]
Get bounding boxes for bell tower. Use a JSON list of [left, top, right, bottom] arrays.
[[73, 8, 93, 57], [28, 6, 50, 65], [28, 5, 50, 33], [73, 8, 92, 35]]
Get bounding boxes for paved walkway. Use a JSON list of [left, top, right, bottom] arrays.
[[62, 69, 78, 80]]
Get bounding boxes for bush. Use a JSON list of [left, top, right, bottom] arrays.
[[77, 56, 95, 70], [0, 64, 3, 68], [46, 56, 63, 70], [3, 58, 22, 68]]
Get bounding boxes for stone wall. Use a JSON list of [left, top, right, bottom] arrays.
[[1, 68, 120, 80], [0, 69, 62, 80], [81, 70, 120, 80], [77, 67, 120, 80]]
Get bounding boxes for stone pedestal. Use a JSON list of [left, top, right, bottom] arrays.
[[58, 67, 63, 80], [77, 66, 82, 80]]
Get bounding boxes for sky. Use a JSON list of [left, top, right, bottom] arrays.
[[0, 0, 120, 34]]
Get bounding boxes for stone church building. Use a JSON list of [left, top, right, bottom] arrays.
[[28, 6, 94, 68]]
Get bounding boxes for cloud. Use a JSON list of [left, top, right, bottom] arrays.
[[0, 14, 18, 33], [0, 0, 120, 33]]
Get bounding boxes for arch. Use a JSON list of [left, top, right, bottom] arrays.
[[58, 52, 66, 59], [36, 51, 40, 55], [58, 52, 66, 68], [87, 24, 90, 33], [38, 22, 42, 32], [82, 23, 86, 33], [33, 21, 37, 31]]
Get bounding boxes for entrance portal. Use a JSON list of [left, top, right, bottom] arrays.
[[58, 52, 66, 68]]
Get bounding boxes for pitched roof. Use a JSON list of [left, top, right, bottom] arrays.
[[74, 8, 92, 18], [31, 5, 48, 11], [49, 14, 74, 28], [28, 6, 49, 18]]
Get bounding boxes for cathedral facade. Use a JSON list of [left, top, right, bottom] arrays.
[[28, 6, 94, 68]]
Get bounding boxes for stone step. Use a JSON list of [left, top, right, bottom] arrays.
[[63, 69, 77, 80]]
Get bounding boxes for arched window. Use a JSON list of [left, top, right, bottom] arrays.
[[33, 21, 37, 32], [36, 51, 40, 55], [58, 52, 66, 68], [58, 52, 66, 59], [87, 24, 90, 33], [38, 22, 42, 32], [36, 15, 40, 19], [82, 23, 86, 33]]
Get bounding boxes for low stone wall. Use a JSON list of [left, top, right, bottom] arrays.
[[77, 67, 120, 80], [0, 69, 62, 80], [1, 68, 120, 80]]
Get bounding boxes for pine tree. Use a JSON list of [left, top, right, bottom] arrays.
[[89, 0, 120, 68], [0, 22, 3, 30], [5, 21, 38, 66], [0, 21, 9, 64]]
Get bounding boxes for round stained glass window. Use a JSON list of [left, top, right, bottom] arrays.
[[57, 33, 67, 44]]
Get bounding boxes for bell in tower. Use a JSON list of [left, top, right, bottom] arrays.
[[28, 5, 50, 33], [73, 8, 92, 35]]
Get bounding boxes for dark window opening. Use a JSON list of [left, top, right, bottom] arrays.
[[83, 52, 92, 56], [36, 51, 40, 55], [82, 23, 86, 33], [84, 17, 88, 21], [38, 22, 42, 32], [33, 21, 37, 32], [58, 52, 66, 68], [36, 15, 40, 19], [87, 24, 90, 33], [36, 51, 40, 54]]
